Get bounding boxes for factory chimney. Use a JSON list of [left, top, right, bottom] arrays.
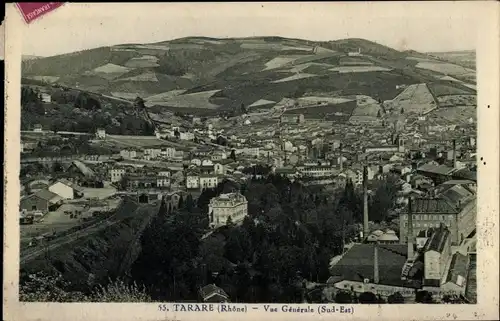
[[373, 242, 380, 284], [452, 139, 457, 168], [339, 143, 343, 171], [407, 197, 414, 259], [363, 165, 369, 239]]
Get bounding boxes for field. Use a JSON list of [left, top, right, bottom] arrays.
[[416, 61, 474, 76], [25, 76, 60, 83], [329, 66, 392, 73], [124, 55, 160, 68], [436, 95, 477, 107], [117, 71, 159, 82], [263, 56, 306, 70], [272, 73, 318, 83], [283, 100, 357, 121], [351, 95, 382, 117], [428, 106, 476, 123], [427, 83, 474, 96], [385, 83, 436, 114], [426, 50, 476, 70], [144, 89, 221, 109], [103, 135, 170, 148]]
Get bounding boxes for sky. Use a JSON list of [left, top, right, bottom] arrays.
[[21, 2, 480, 57]]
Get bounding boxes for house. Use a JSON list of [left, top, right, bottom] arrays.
[[48, 179, 84, 200], [109, 168, 126, 183], [440, 252, 469, 296], [186, 174, 200, 189], [20, 189, 63, 213], [33, 124, 43, 132], [96, 128, 106, 139], [120, 149, 137, 159], [417, 163, 457, 185], [214, 163, 226, 175], [162, 147, 176, 159], [144, 148, 162, 159], [199, 284, 230, 303], [41, 92, 51, 103], [180, 132, 195, 141], [200, 175, 218, 190], [156, 176, 170, 188], [208, 192, 248, 229], [191, 158, 202, 166]]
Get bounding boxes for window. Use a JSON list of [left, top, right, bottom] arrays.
[[413, 215, 417, 220], [404, 223, 408, 227]]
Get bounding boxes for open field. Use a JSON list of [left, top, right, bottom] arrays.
[[436, 95, 477, 107], [428, 106, 476, 123], [104, 135, 169, 148], [117, 71, 159, 82], [385, 83, 436, 114], [351, 95, 382, 116], [272, 73, 318, 83], [427, 83, 474, 96], [25, 76, 60, 83], [329, 66, 392, 73], [263, 56, 306, 70], [416, 61, 474, 76], [145, 89, 221, 109], [124, 55, 160, 68]]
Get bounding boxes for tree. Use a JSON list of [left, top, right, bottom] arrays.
[[52, 162, 64, 173], [178, 196, 184, 208], [185, 194, 195, 211], [118, 176, 130, 191], [387, 292, 405, 303], [226, 216, 234, 227], [174, 129, 180, 139], [334, 291, 353, 303], [416, 290, 434, 303], [230, 149, 236, 161], [358, 291, 378, 303]]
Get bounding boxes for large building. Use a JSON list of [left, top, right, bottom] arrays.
[[208, 193, 248, 229], [48, 179, 84, 200], [20, 189, 63, 214], [399, 188, 476, 245]]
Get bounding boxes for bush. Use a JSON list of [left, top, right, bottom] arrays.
[[90, 278, 152, 302]]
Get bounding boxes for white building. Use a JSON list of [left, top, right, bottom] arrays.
[[162, 147, 176, 159], [96, 128, 106, 139], [208, 193, 248, 228], [33, 124, 43, 132], [214, 163, 226, 175], [109, 168, 126, 183], [41, 93, 51, 103], [186, 175, 200, 189], [120, 149, 137, 159], [200, 175, 219, 190], [48, 179, 83, 200], [158, 171, 170, 177], [180, 132, 195, 141], [156, 177, 170, 188], [191, 158, 202, 166], [144, 148, 162, 159]]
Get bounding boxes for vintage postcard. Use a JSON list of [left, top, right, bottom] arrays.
[[3, 2, 499, 320]]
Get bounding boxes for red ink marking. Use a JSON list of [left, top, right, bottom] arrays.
[[16, 2, 64, 24]]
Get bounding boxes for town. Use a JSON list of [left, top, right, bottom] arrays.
[[19, 35, 477, 304]]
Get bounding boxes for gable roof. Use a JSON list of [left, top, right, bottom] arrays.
[[54, 178, 84, 192], [71, 160, 95, 178], [402, 198, 459, 214], [417, 163, 456, 176], [199, 284, 229, 301], [33, 189, 63, 204]]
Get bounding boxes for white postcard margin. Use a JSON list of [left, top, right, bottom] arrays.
[[3, 2, 500, 321]]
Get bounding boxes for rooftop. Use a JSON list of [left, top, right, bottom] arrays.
[[445, 252, 469, 286], [329, 244, 419, 288], [199, 284, 229, 301], [402, 198, 459, 214], [417, 163, 456, 176], [423, 225, 450, 253]]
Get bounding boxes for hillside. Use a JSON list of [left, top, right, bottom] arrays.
[[22, 37, 476, 120], [20, 199, 161, 294]]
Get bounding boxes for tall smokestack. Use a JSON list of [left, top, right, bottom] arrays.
[[452, 139, 457, 168], [373, 242, 380, 284], [339, 143, 343, 171], [363, 165, 369, 239], [407, 198, 414, 259]]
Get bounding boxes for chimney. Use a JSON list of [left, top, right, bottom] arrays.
[[339, 143, 343, 171], [452, 139, 457, 168], [373, 242, 380, 284], [363, 165, 369, 239], [407, 198, 414, 259]]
